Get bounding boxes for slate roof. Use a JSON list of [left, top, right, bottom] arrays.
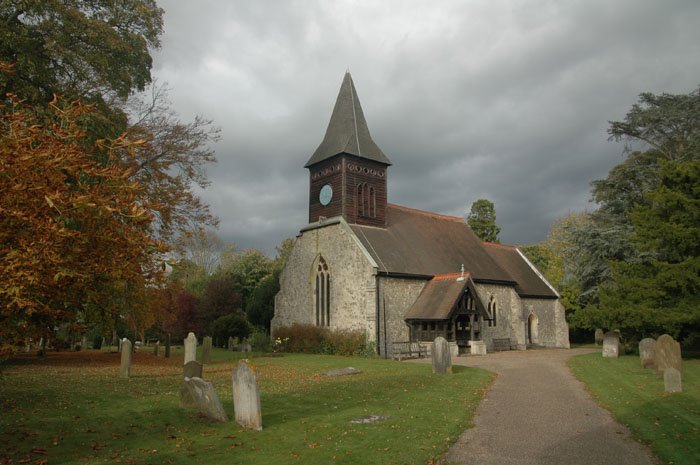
[[350, 204, 514, 283], [405, 273, 488, 320], [305, 72, 392, 167], [482, 242, 559, 298]]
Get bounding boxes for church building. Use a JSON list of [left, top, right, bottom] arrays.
[[272, 72, 570, 357]]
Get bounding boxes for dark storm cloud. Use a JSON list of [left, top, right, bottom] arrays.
[[151, 0, 700, 254]]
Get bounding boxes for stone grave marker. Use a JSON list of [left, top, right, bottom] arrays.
[[154, 341, 160, 357], [470, 340, 487, 356], [602, 331, 620, 358], [432, 336, 452, 374], [165, 333, 171, 358], [638, 338, 656, 368], [202, 336, 213, 363], [654, 334, 682, 375], [239, 341, 252, 352], [184, 332, 197, 364], [232, 360, 263, 431], [120, 339, 132, 378], [180, 377, 228, 422], [594, 328, 604, 345], [183, 361, 203, 379], [227, 336, 234, 351], [663, 367, 682, 393], [324, 367, 361, 377]]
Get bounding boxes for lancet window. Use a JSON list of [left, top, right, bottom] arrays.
[[315, 257, 331, 327]]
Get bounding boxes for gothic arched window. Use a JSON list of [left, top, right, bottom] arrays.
[[487, 295, 497, 327], [368, 186, 376, 218], [315, 257, 331, 327], [356, 183, 366, 217]]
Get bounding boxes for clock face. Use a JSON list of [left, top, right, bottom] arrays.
[[319, 184, 333, 206]]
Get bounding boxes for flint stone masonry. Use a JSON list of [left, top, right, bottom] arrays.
[[602, 332, 620, 358], [120, 339, 132, 378], [655, 334, 682, 375], [324, 367, 361, 377], [232, 360, 263, 431], [180, 377, 228, 422], [184, 332, 197, 364], [432, 337, 452, 374], [664, 367, 682, 393], [639, 338, 656, 369], [202, 336, 212, 363], [595, 328, 605, 346], [183, 361, 203, 379], [470, 340, 487, 356]]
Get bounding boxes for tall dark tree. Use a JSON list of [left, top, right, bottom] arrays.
[[466, 199, 501, 242]]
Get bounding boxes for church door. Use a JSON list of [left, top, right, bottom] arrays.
[[527, 313, 538, 345]]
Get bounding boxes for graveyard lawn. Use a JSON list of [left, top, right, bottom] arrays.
[[569, 353, 700, 465], [0, 349, 493, 465]]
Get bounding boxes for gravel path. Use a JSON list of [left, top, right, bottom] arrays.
[[438, 348, 660, 465]]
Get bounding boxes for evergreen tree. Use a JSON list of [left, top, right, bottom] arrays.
[[466, 199, 501, 242]]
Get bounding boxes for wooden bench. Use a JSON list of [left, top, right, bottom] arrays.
[[391, 341, 428, 361], [492, 338, 513, 352]]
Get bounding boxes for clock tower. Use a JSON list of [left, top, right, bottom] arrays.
[[306, 72, 391, 227]]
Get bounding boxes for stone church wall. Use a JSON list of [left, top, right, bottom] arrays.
[[272, 220, 378, 340], [474, 283, 526, 351], [377, 276, 427, 358], [522, 298, 570, 349]]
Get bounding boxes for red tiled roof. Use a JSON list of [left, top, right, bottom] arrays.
[[482, 242, 558, 298], [405, 275, 487, 320]]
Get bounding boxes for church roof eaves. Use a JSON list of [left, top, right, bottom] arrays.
[[305, 72, 392, 168]]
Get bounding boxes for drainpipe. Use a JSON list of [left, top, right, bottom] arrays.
[[375, 275, 381, 356]]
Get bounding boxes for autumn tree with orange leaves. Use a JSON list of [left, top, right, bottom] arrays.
[[0, 97, 167, 353]]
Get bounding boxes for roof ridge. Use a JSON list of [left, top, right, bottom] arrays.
[[387, 203, 465, 223], [483, 241, 516, 250]]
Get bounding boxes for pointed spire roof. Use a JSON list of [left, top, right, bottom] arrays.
[[305, 72, 391, 167]]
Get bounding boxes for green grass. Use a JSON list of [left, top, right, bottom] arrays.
[[0, 349, 493, 465], [569, 353, 700, 465]]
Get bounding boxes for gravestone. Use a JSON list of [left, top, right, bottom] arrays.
[[232, 360, 263, 431], [154, 341, 160, 357], [239, 341, 252, 352], [202, 336, 213, 363], [324, 367, 361, 377], [654, 334, 682, 375], [663, 367, 682, 393], [180, 377, 228, 422], [602, 331, 620, 358], [184, 332, 197, 364], [638, 338, 656, 368], [228, 336, 234, 351], [432, 337, 452, 374], [594, 328, 604, 346], [165, 333, 171, 358], [183, 361, 203, 379], [120, 339, 132, 378]]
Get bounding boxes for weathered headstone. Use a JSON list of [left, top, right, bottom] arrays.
[[81, 336, 88, 349], [180, 377, 228, 422], [202, 336, 213, 363], [239, 341, 252, 352], [120, 339, 132, 379], [165, 333, 171, 358], [183, 361, 203, 379], [227, 336, 234, 351], [323, 367, 361, 377], [184, 332, 197, 364], [154, 341, 160, 357], [654, 334, 682, 375], [663, 367, 682, 393], [594, 328, 604, 346], [232, 360, 263, 431], [432, 337, 452, 374], [639, 338, 656, 368], [602, 331, 620, 358]]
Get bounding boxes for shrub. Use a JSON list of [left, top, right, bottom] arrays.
[[249, 328, 271, 352], [273, 325, 376, 357], [210, 313, 250, 343], [274, 324, 324, 353]]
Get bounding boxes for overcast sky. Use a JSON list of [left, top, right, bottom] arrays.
[[151, 0, 700, 256]]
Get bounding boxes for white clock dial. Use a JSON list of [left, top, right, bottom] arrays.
[[319, 184, 333, 206]]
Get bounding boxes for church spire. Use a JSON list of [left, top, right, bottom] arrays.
[[305, 72, 391, 168]]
